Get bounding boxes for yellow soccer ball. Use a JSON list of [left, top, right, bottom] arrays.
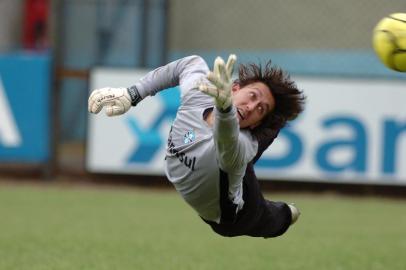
[[372, 13, 406, 72]]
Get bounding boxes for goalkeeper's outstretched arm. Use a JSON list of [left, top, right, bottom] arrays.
[[88, 55, 209, 116], [198, 54, 255, 173]]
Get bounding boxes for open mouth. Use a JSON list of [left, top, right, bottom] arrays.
[[237, 108, 245, 120]]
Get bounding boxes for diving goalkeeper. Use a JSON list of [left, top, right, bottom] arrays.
[[88, 55, 305, 238]]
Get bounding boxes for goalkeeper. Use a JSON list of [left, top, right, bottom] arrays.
[[88, 55, 305, 238]]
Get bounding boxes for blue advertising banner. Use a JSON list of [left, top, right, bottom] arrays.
[[87, 68, 406, 185], [0, 52, 51, 162]]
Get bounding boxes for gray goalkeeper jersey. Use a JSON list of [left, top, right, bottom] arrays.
[[134, 56, 258, 223]]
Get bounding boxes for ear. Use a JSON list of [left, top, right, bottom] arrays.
[[231, 83, 240, 93]]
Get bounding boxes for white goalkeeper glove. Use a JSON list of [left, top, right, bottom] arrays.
[[198, 54, 237, 111], [88, 86, 142, 116]]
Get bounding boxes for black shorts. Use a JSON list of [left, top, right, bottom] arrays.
[[202, 163, 292, 238]]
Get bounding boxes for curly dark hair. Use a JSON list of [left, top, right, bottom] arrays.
[[236, 60, 305, 138]]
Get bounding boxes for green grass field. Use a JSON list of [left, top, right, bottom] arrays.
[[1, 182, 405, 270]]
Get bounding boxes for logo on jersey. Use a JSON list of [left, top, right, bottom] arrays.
[[183, 129, 195, 144]]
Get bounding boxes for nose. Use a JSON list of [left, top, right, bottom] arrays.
[[245, 101, 257, 112]]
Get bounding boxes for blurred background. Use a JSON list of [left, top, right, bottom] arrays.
[[0, 1, 406, 269], [1, 0, 405, 187]]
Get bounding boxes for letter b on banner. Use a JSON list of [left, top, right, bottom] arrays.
[[256, 127, 303, 168]]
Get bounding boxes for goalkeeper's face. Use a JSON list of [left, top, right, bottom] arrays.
[[232, 82, 275, 129]]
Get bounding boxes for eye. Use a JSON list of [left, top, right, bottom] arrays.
[[249, 92, 256, 99], [258, 105, 264, 114]]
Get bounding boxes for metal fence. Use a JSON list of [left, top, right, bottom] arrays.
[[168, 0, 406, 77]]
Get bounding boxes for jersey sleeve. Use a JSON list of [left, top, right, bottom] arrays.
[[131, 55, 209, 99], [213, 106, 258, 173]]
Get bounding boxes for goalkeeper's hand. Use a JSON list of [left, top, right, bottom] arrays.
[[88, 86, 141, 116], [198, 54, 237, 111]]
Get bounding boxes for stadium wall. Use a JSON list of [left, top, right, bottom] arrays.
[[58, 0, 406, 141], [167, 0, 406, 78], [0, 0, 23, 52]]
